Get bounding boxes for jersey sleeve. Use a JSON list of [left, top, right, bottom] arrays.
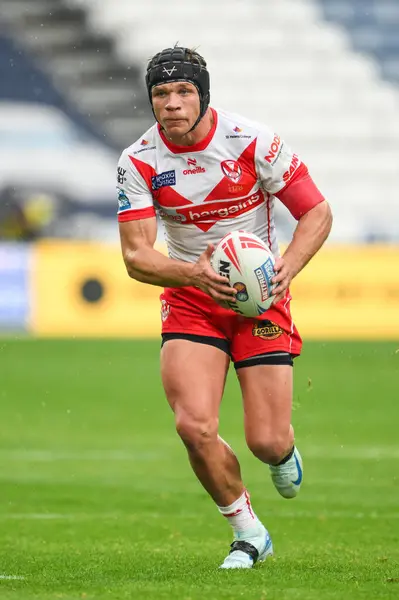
[[116, 149, 156, 223], [255, 128, 325, 220]]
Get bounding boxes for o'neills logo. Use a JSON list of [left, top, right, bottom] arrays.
[[183, 157, 206, 175], [252, 320, 283, 340], [183, 166, 206, 175]]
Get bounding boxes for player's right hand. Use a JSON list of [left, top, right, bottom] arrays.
[[190, 243, 237, 304]]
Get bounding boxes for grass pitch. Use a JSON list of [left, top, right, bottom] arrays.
[[0, 338, 398, 599]]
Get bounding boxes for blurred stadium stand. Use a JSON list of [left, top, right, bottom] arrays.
[[0, 0, 399, 242], [320, 0, 399, 85], [0, 0, 152, 147]]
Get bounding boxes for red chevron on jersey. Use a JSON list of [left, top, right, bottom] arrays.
[[205, 139, 257, 203], [130, 155, 195, 209], [157, 187, 194, 209], [116, 107, 320, 263], [129, 155, 156, 185]]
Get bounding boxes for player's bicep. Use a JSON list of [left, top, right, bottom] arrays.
[[274, 164, 325, 220], [119, 216, 157, 257]]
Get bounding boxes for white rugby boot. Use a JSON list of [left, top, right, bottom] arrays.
[[219, 524, 273, 569], [269, 446, 303, 499]]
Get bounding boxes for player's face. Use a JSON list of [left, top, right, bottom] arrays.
[[151, 82, 200, 140]]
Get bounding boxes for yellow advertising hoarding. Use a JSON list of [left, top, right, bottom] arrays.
[[31, 242, 399, 339], [31, 241, 162, 337]]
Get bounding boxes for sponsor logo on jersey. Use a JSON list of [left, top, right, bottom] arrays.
[[221, 160, 243, 183], [185, 193, 262, 224], [117, 189, 131, 211], [254, 258, 274, 301], [117, 167, 127, 185], [183, 157, 206, 175], [132, 144, 156, 155], [157, 191, 264, 229], [264, 134, 283, 165], [252, 320, 283, 340], [234, 282, 249, 302], [151, 170, 176, 190], [141, 139, 149, 146], [283, 154, 300, 182], [225, 126, 252, 140]]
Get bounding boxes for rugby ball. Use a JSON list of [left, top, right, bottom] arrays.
[[210, 230, 276, 317]]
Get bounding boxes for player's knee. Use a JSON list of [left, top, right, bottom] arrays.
[[246, 432, 290, 464], [175, 414, 219, 453]]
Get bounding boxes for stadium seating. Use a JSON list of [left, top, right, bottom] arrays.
[[66, 0, 399, 242], [0, 0, 152, 149], [2, 0, 398, 241], [319, 0, 399, 84], [0, 32, 109, 144]]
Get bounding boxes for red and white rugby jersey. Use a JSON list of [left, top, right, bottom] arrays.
[[116, 108, 324, 263]]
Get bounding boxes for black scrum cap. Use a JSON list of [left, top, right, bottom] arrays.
[[145, 46, 210, 130]]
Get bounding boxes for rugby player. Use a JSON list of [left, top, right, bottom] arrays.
[[117, 46, 332, 569]]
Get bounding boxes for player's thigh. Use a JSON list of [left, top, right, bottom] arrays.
[[161, 338, 230, 436], [237, 363, 293, 450]]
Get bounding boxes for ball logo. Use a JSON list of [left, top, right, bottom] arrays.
[[221, 237, 241, 273], [234, 282, 249, 302], [240, 235, 266, 251], [221, 160, 243, 183], [254, 259, 274, 301]]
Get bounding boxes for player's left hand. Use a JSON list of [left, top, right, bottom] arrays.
[[271, 257, 295, 304]]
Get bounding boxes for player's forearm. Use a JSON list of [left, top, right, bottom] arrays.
[[283, 201, 332, 277], [124, 245, 194, 287]]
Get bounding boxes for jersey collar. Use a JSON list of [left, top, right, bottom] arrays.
[[157, 108, 218, 154]]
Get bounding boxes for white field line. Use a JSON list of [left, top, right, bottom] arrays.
[[0, 510, 398, 521], [0, 446, 398, 461], [0, 450, 162, 462], [0, 575, 25, 580], [304, 446, 399, 460]]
